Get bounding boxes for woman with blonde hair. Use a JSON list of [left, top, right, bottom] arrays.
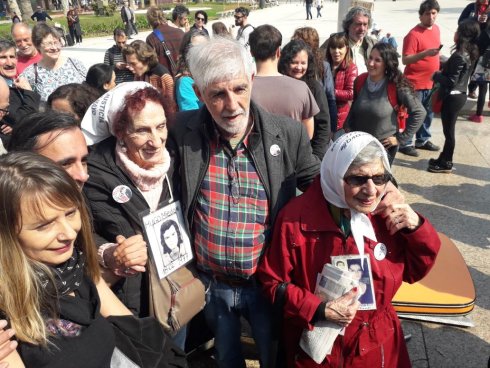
[[123, 40, 177, 117], [0, 152, 186, 367]]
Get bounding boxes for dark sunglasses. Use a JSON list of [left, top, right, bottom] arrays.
[[196, 16, 205, 21], [343, 173, 391, 187], [0, 107, 9, 115], [234, 15, 244, 19]]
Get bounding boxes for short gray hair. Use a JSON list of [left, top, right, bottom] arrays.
[[0, 39, 15, 54], [348, 141, 390, 174], [342, 6, 372, 34], [188, 37, 253, 93]]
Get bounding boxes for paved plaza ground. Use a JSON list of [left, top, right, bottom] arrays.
[[64, 1, 489, 366]]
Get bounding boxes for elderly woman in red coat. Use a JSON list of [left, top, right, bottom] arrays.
[[257, 132, 440, 368]]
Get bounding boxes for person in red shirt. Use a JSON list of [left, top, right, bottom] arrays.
[[11, 23, 42, 75], [399, 0, 441, 157]]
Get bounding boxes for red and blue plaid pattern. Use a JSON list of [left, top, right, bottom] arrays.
[[193, 138, 269, 279]]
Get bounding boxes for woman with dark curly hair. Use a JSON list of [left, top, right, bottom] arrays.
[[291, 27, 337, 134], [279, 39, 331, 159], [428, 19, 480, 173], [123, 40, 177, 117], [344, 43, 426, 165]]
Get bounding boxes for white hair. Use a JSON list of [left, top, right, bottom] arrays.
[[188, 37, 253, 93]]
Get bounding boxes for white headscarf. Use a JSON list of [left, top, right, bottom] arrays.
[[80, 81, 156, 145], [320, 132, 391, 258]]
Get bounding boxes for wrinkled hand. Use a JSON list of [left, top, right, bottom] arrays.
[[13, 76, 32, 91], [381, 136, 398, 149], [0, 125, 12, 135], [113, 234, 148, 272], [0, 319, 17, 363], [115, 62, 127, 70], [372, 181, 405, 217], [324, 288, 360, 327], [385, 203, 421, 235]]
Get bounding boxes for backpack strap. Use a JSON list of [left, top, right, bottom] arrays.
[[353, 72, 368, 99], [34, 63, 39, 84], [108, 46, 116, 66], [153, 29, 177, 75], [68, 57, 85, 78], [354, 72, 398, 110], [355, 72, 407, 132]]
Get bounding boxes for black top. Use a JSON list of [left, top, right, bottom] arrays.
[[83, 136, 178, 316], [18, 274, 115, 368]]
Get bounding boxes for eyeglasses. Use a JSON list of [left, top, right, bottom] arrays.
[[41, 41, 61, 49], [196, 16, 205, 21], [343, 173, 391, 187], [234, 15, 244, 20], [0, 107, 9, 115], [227, 155, 240, 204]]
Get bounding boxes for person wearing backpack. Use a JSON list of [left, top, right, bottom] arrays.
[[468, 19, 490, 123], [344, 43, 426, 166], [145, 6, 184, 78], [234, 7, 254, 51]]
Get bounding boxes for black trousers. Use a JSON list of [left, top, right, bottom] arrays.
[[440, 93, 467, 162], [475, 81, 489, 115]]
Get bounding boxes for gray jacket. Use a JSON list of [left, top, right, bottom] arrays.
[[169, 102, 320, 236]]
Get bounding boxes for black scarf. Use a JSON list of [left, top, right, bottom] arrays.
[[38, 248, 85, 297]]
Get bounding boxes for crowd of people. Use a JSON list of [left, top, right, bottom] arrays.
[[0, 0, 484, 367]]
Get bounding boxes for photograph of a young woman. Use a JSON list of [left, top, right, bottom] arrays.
[[160, 219, 185, 267]]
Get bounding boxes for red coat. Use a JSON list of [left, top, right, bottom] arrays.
[[257, 177, 440, 368], [333, 61, 358, 130]]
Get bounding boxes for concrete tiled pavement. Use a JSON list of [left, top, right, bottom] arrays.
[[65, 1, 489, 366]]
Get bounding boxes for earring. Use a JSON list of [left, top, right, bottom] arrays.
[[118, 139, 127, 153]]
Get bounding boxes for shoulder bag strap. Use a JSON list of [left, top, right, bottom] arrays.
[[153, 29, 178, 75]]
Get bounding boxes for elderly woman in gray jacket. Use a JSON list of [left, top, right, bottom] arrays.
[[344, 43, 426, 165]]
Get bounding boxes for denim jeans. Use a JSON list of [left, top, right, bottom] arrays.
[[200, 273, 272, 368], [403, 89, 434, 147], [306, 3, 313, 19]]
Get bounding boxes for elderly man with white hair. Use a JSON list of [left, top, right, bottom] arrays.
[[170, 36, 320, 368]]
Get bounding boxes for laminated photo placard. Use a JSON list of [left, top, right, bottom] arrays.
[[140, 201, 193, 279], [331, 254, 376, 310]]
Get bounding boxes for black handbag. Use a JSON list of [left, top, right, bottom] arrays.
[[108, 315, 188, 368]]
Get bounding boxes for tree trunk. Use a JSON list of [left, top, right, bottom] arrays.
[[17, 0, 33, 19], [149, 0, 156, 7], [44, 0, 53, 11], [6, 0, 21, 18]]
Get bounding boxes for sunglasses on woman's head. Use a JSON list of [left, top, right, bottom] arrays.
[[343, 173, 391, 187]]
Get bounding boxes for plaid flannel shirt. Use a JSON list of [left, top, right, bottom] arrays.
[[193, 135, 269, 279]]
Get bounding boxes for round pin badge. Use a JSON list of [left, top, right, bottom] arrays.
[[270, 144, 281, 157], [374, 243, 387, 261], [112, 185, 133, 204]]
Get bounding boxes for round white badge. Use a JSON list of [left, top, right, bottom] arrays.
[[112, 185, 133, 204], [374, 243, 387, 261], [270, 144, 281, 157]]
